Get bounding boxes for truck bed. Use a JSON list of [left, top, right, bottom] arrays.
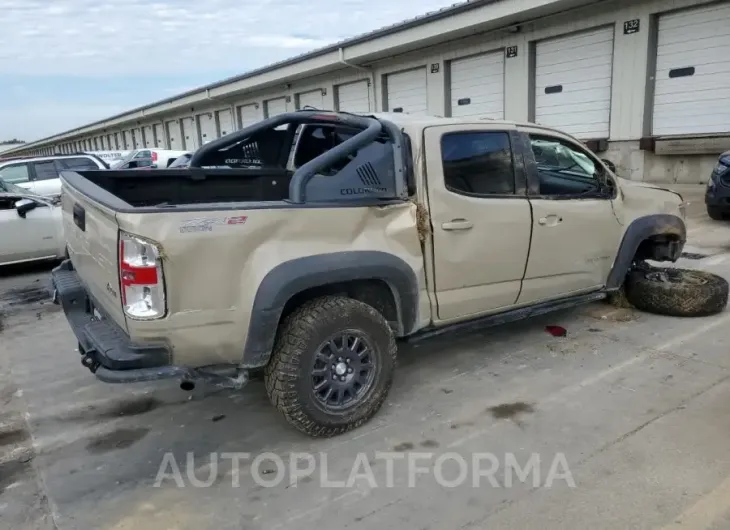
[[64, 168, 292, 207]]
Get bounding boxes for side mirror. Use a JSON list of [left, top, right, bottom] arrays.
[[601, 158, 616, 173], [15, 198, 37, 218]]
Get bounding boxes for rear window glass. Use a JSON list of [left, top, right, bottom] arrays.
[[59, 157, 99, 170]]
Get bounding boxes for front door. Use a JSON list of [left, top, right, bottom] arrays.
[[517, 129, 623, 304], [0, 195, 58, 264], [424, 125, 532, 321]]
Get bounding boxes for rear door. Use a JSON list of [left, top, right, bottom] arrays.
[[62, 182, 128, 330], [423, 124, 532, 321], [30, 160, 61, 196]]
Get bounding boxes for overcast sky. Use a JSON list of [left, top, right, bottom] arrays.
[[0, 0, 458, 142]]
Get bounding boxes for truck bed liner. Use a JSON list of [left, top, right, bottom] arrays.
[[66, 168, 292, 206]]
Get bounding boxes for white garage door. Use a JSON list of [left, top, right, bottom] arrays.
[[217, 109, 234, 136], [238, 104, 260, 128], [449, 51, 504, 119], [153, 124, 164, 148], [336, 80, 370, 113], [198, 112, 217, 144], [143, 125, 154, 147], [106, 134, 114, 150], [122, 131, 133, 149], [166, 120, 182, 150], [386, 68, 428, 114], [653, 4, 730, 136], [535, 27, 614, 138], [298, 89, 324, 110], [265, 97, 288, 118], [133, 128, 143, 148], [181, 117, 198, 150]]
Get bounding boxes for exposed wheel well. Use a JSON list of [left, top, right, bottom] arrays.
[[279, 279, 400, 334], [633, 233, 683, 263]]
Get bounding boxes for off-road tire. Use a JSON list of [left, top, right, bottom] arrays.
[[625, 266, 729, 317], [264, 296, 397, 437], [606, 285, 634, 309], [707, 206, 725, 221]]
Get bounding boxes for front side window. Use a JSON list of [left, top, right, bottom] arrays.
[[441, 132, 515, 196], [33, 161, 60, 181], [0, 163, 30, 184], [529, 135, 604, 197]]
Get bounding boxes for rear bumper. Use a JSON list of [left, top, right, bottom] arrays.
[[51, 260, 188, 383]]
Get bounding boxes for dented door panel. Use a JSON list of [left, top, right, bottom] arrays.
[[422, 123, 532, 321]]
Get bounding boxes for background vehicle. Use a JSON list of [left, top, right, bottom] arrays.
[[705, 150, 730, 220], [52, 111, 715, 437], [0, 179, 66, 266], [110, 149, 188, 169], [83, 150, 132, 166], [166, 152, 191, 168], [0, 153, 108, 197]]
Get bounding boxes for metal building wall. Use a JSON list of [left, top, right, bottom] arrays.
[[5, 0, 729, 184]]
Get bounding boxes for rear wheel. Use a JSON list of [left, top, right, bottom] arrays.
[[707, 206, 726, 221], [625, 266, 728, 317], [265, 296, 396, 437]]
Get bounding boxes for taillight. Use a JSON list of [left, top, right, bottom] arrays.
[[119, 231, 166, 320], [151, 151, 158, 163]]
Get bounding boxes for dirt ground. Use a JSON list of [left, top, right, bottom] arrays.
[[3, 185, 730, 530]]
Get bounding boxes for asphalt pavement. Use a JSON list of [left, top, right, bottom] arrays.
[[3, 185, 730, 530]]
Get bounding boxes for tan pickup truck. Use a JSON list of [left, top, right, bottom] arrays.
[[51, 111, 727, 437]]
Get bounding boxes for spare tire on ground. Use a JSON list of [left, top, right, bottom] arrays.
[[625, 266, 729, 317]]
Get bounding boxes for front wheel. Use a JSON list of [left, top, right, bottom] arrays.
[[265, 296, 396, 437], [625, 266, 729, 317], [707, 206, 726, 221]]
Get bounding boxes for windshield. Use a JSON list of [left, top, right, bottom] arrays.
[[110, 150, 140, 168]]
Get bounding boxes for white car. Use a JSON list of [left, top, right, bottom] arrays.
[[0, 153, 108, 198], [110, 149, 189, 169], [0, 179, 66, 266]]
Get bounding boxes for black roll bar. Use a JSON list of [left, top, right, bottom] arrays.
[[187, 110, 392, 203]]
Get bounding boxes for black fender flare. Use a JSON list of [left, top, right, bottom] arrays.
[[241, 251, 420, 367], [606, 214, 686, 290]]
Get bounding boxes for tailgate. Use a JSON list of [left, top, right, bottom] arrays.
[[62, 182, 127, 331]]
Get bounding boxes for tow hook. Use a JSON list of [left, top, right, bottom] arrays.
[[81, 352, 101, 373]]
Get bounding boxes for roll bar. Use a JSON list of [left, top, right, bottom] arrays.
[[187, 110, 409, 203]]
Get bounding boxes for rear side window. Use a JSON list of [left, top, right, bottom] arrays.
[[58, 157, 100, 170], [0, 163, 30, 184], [441, 132, 515, 196], [32, 161, 61, 181]]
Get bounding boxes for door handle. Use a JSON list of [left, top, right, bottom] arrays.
[[538, 215, 562, 226], [442, 219, 473, 231]]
